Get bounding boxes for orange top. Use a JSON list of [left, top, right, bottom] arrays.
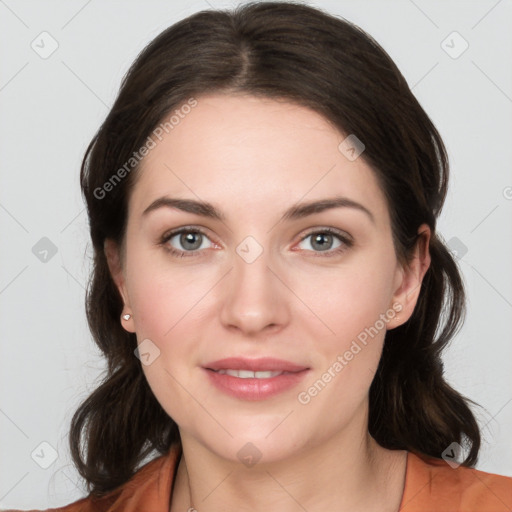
[[7, 443, 512, 511]]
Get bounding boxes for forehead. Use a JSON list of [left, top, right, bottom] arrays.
[[128, 93, 389, 224]]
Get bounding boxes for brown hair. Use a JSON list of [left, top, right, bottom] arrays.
[[73, 0, 481, 497]]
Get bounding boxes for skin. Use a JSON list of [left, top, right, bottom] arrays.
[[105, 93, 431, 512]]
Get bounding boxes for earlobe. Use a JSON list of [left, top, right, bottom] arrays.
[[388, 224, 431, 329]]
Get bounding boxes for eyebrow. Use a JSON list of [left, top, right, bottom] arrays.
[[142, 195, 375, 224]]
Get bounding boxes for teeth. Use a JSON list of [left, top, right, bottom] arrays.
[[215, 369, 285, 378]]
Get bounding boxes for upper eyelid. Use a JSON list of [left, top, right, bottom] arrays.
[[162, 225, 216, 243]]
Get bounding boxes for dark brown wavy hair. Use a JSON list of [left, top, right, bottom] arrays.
[[72, 0, 482, 497]]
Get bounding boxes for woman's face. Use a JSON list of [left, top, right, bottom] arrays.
[[106, 93, 428, 464]]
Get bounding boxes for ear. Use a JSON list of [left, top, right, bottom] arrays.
[[387, 223, 431, 329], [104, 238, 135, 333]]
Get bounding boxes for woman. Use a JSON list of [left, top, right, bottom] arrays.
[[8, 1, 512, 511]]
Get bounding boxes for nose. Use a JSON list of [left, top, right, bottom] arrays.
[[219, 243, 289, 336]]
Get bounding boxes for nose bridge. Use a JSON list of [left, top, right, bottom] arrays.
[[220, 233, 286, 334]]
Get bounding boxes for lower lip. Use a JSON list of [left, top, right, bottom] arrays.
[[203, 368, 309, 401]]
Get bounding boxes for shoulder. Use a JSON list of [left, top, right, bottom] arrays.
[[2, 443, 182, 512], [401, 450, 512, 511]]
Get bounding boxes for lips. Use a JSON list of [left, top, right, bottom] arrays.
[[203, 357, 309, 373]]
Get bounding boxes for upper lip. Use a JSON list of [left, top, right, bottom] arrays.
[[204, 357, 309, 373]]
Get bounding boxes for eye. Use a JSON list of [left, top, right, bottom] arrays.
[[296, 228, 353, 257], [159, 226, 353, 259], [160, 227, 213, 257]]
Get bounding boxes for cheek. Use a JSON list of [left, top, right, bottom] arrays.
[[126, 245, 210, 340], [294, 279, 393, 418], [125, 256, 217, 404], [290, 250, 396, 397], [128, 266, 208, 426], [289, 247, 397, 343]]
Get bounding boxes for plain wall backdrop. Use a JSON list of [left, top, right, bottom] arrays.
[[1, 0, 511, 508]]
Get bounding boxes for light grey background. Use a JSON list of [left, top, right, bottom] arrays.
[[1, 0, 511, 509]]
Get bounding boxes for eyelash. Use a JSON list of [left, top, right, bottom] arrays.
[[159, 226, 353, 259]]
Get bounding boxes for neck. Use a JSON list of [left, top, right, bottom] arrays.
[[170, 415, 407, 512]]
